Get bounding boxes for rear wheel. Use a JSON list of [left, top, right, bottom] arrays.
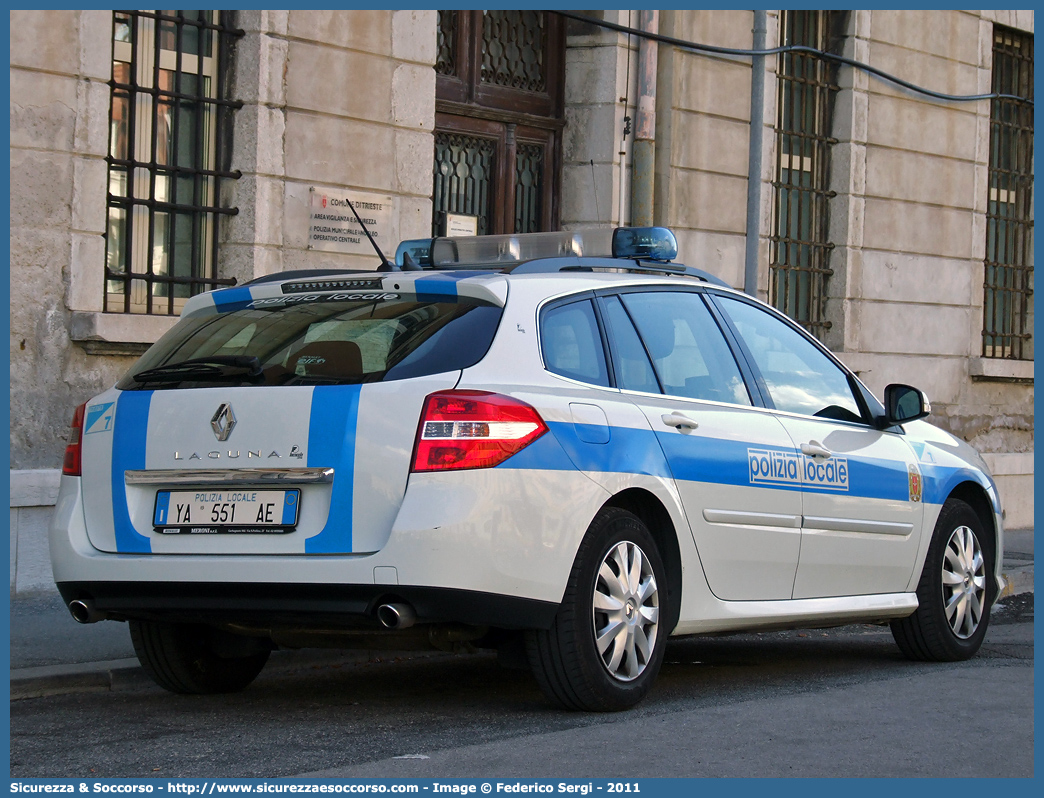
[[891, 498, 995, 661], [526, 506, 668, 711], [130, 620, 270, 694]]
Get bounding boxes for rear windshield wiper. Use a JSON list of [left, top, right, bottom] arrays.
[[131, 355, 263, 384]]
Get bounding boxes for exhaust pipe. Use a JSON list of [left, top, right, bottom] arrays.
[[69, 599, 106, 624], [376, 602, 416, 630]]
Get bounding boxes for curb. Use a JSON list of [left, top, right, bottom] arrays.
[[1000, 564, 1033, 598]]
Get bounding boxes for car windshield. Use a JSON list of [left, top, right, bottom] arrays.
[[117, 293, 503, 390]]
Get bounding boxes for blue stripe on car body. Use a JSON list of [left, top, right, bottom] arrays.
[[305, 385, 362, 553], [112, 390, 153, 553], [502, 420, 968, 505], [212, 286, 254, 312]]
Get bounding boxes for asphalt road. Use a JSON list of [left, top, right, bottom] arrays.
[[10, 598, 1033, 779]]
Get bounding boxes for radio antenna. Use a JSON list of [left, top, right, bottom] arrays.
[[344, 197, 395, 272]]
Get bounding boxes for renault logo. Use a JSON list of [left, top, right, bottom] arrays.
[[211, 403, 237, 442]]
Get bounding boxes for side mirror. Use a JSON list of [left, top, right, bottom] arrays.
[[880, 384, 931, 427]]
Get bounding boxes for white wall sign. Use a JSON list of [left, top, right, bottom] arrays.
[[308, 188, 395, 256], [445, 213, 479, 237]]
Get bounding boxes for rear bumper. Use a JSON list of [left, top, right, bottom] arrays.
[[56, 580, 559, 630]]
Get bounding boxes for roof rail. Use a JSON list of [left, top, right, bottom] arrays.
[[508, 259, 731, 288]]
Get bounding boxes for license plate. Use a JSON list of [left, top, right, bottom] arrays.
[[153, 489, 300, 534]]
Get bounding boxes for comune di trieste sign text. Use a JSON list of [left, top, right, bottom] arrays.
[[308, 188, 394, 256]]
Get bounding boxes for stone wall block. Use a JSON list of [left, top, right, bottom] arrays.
[[10, 10, 79, 73], [284, 113, 394, 189], [869, 10, 980, 65], [671, 112, 749, 177], [671, 10, 753, 51], [398, 196, 434, 243], [76, 80, 112, 157], [857, 301, 973, 357], [70, 157, 108, 234], [866, 94, 977, 160], [67, 233, 106, 313], [288, 10, 390, 55], [78, 10, 112, 80], [392, 10, 437, 64], [258, 32, 289, 107], [865, 147, 975, 208], [565, 41, 625, 104], [285, 42, 393, 123], [858, 251, 974, 306], [563, 104, 618, 163], [394, 128, 434, 197], [392, 63, 435, 130], [862, 198, 973, 259], [867, 40, 981, 97], [10, 151, 73, 229], [674, 55, 751, 121], [255, 105, 288, 177], [561, 162, 616, 227], [670, 171, 748, 233], [9, 71, 77, 152]]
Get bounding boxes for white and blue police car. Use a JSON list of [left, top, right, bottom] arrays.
[[51, 226, 1004, 711]]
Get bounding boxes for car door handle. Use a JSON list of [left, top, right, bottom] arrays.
[[661, 413, 699, 430], [800, 441, 832, 458]]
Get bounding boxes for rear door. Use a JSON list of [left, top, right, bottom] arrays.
[[80, 288, 503, 556], [598, 289, 803, 601], [713, 294, 925, 598]]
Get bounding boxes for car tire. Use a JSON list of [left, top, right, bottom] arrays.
[[526, 506, 668, 712], [890, 498, 995, 662], [130, 620, 270, 694]]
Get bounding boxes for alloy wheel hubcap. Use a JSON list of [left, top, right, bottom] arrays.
[[592, 541, 659, 682], [941, 525, 986, 639]]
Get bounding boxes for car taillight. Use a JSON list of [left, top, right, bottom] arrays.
[[62, 403, 87, 476], [411, 390, 548, 473]]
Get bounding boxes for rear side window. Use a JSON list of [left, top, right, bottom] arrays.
[[540, 299, 610, 387], [118, 295, 503, 390]]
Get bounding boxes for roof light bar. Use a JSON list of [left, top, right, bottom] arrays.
[[611, 227, 678, 262]]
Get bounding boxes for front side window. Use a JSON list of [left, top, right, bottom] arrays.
[[619, 292, 751, 406], [983, 26, 1033, 360], [106, 11, 240, 315], [717, 295, 861, 422]]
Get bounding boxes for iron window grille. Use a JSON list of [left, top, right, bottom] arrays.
[[105, 10, 243, 316], [983, 27, 1034, 360], [770, 10, 839, 337]]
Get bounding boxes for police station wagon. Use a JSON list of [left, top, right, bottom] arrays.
[[52, 226, 1004, 711]]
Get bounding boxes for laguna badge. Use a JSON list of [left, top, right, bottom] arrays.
[[211, 402, 237, 442]]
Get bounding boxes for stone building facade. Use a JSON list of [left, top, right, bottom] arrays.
[[9, 10, 1033, 594]]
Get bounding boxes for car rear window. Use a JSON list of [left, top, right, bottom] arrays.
[[117, 294, 503, 390]]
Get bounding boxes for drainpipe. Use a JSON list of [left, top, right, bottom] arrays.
[[744, 10, 768, 296], [630, 10, 658, 227]]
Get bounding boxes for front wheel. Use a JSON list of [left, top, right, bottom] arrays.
[[891, 498, 995, 661], [526, 506, 669, 711], [130, 620, 270, 694]]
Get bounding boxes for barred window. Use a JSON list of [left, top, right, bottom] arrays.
[[105, 10, 241, 315], [770, 10, 839, 337], [983, 27, 1034, 360]]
